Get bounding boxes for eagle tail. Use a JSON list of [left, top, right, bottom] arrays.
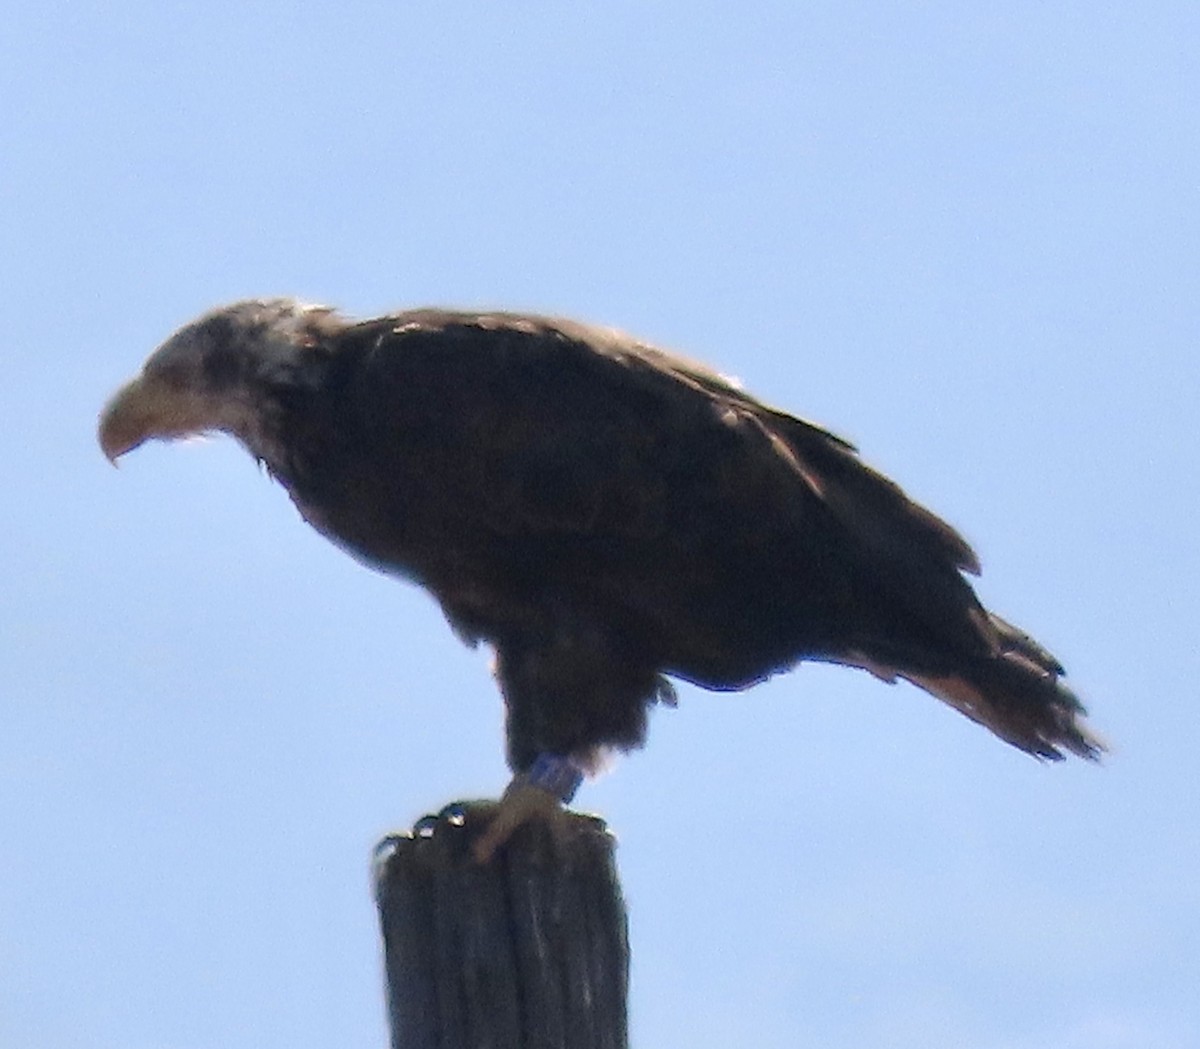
[[899, 615, 1104, 761]]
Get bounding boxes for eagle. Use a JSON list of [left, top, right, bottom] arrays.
[[99, 299, 1101, 857]]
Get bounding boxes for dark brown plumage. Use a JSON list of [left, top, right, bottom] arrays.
[[99, 298, 1101, 789]]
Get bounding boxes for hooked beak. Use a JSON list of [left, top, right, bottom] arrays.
[[98, 376, 154, 465], [98, 374, 216, 465]]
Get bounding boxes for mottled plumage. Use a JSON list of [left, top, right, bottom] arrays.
[[100, 299, 1101, 791]]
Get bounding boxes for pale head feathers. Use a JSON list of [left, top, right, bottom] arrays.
[[98, 298, 336, 465]]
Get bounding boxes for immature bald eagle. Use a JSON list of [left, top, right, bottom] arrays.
[[99, 300, 1100, 853]]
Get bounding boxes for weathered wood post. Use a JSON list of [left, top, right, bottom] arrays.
[[373, 801, 629, 1049]]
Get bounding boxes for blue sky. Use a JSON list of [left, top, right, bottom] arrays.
[[3, 3, 1198, 1047]]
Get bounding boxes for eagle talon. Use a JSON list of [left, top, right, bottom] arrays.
[[471, 777, 576, 863]]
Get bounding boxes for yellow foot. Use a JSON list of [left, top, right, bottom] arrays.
[[472, 780, 574, 863]]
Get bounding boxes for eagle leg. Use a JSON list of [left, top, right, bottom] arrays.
[[472, 754, 584, 863]]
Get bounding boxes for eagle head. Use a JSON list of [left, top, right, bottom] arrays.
[[98, 298, 331, 463]]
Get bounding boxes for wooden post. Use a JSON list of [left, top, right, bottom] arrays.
[[373, 801, 629, 1049]]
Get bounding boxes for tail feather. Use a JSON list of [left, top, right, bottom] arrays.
[[985, 612, 1066, 676], [901, 618, 1103, 761], [835, 618, 1103, 759]]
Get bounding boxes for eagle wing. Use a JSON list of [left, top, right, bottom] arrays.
[[316, 312, 997, 671]]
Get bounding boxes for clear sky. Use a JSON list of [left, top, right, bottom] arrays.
[[3, 3, 1198, 1047]]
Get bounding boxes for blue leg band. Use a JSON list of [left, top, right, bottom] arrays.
[[525, 753, 585, 803]]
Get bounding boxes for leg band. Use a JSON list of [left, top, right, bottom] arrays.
[[524, 753, 585, 803]]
